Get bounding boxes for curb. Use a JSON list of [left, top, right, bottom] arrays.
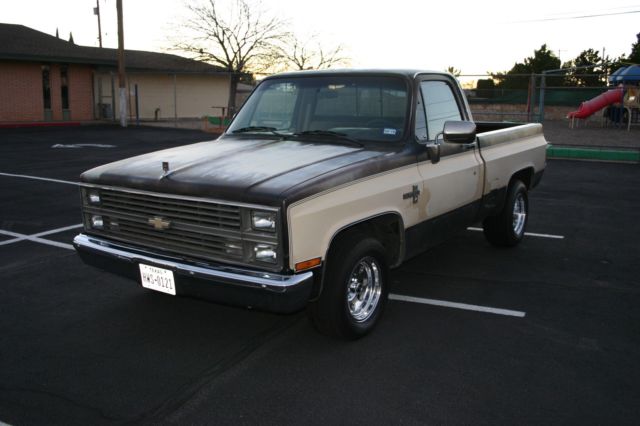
[[546, 145, 640, 163]]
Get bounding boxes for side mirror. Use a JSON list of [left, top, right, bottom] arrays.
[[426, 143, 440, 164], [443, 121, 476, 144]]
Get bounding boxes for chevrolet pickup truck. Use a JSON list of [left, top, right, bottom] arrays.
[[74, 70, 547, 339]]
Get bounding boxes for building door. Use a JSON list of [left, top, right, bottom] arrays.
[[42, 65, 52, 121], [61, 66, 70, 120]]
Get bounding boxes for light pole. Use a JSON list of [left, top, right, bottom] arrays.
[[94, 0, 102, 48]]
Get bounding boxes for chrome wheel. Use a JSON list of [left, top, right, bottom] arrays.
[[346, 256, 382, 322], [512, 193, 527, 236]]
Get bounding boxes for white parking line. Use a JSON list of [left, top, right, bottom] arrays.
[[52, 143, 116, 149], [0, 172, 79, 186], [389, 293, 526, 318], [467, 227, 564, 240], [0, 224, 82, 250]]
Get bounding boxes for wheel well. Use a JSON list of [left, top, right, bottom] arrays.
[[327, 213, 404, 268], [511, 167, 534, 189]]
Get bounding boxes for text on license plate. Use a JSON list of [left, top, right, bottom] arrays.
[[139, 264, 176, 295]]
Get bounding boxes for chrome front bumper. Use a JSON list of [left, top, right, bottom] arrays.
[[73, 234, 314, 313]]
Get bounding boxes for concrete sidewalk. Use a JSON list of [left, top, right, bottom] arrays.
[[543, 119, 640, 149]]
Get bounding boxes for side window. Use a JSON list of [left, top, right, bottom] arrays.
[[420, 81, 462, 140], [414, 90, 428, 141]]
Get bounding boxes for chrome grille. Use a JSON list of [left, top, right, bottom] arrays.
[[83, 188, 261, 266], [100, 190, 241, 230], [102, 216, 244, 260]]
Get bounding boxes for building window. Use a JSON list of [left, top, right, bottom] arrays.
[[42, 65, 51, 109], [61, 66, 69, 109]]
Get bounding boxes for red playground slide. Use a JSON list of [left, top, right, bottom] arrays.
[[567, 88, 624, 119]]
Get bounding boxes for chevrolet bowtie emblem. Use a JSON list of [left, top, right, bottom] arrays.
[[148, 216, 171, 230]]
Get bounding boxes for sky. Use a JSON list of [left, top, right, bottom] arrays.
[[2, 0, 639, 75]]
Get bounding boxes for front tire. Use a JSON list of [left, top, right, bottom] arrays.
[[483, 179, 528, 247], [308, 235, 389, 339]]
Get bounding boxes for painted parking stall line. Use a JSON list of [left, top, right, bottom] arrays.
[[0, 172, 79, 186], [0, 224, 83, 250], [466, 227, 564, 240], [389, 293, 526, 318], [51, 143, 116, 149]]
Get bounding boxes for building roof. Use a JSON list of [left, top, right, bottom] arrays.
[[0, 23, 228, 74]]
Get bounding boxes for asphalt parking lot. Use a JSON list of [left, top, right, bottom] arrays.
[[1, 125, 639, 425]]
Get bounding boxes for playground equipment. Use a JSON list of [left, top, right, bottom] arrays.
[[568, 65, 640, 130], [567, 88, 623, 125], [609, 65, 640, 84]]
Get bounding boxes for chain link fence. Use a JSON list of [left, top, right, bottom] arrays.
[[459, 73, 619, 123]]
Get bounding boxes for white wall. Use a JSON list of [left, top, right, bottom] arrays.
[[94, 72, 230, 120]]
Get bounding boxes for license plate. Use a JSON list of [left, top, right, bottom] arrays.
[[139, 264, 176, 295]]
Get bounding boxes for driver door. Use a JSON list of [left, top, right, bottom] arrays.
[[414, 77, 484, 247]]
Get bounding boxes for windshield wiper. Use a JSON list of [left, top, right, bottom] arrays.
[[292, 130, 362, 147], [231, 126, 286, 136]]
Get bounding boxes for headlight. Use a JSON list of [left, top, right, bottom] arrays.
[[254, 244, 277, 263], [91, 215, 104, 229], [251, 211, 276, 231], [88, 191, 101, 204]]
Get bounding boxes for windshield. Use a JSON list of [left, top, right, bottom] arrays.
[[228, 76, 409, 142]]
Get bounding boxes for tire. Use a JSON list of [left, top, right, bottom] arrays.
[[308, 235, 389, 340], [482, 179, 528, 247]]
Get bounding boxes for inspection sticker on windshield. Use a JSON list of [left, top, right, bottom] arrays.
[[383, 128, 397, 135], [139, 264, 176, 295]]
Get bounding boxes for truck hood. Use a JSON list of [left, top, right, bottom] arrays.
[[80, 137, 391, 206]]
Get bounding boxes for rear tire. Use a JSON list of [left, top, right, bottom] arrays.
[[483, 180, 528, 247], [308, 235, 389, 340]]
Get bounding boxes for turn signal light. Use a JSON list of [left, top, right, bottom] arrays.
[[295, 257, 321, 272]]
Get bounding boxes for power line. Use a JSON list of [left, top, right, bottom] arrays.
[[511, 10, 639, 23], [543, 5, 640, 18]]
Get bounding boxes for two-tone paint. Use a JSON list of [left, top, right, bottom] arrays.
[[75, 69, 547, 313], [286, 123, 546, 271]]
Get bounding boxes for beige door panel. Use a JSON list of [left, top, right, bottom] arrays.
[[417, 149, 483, 221]]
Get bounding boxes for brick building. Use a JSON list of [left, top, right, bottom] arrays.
[[0, 23, 232, 123]]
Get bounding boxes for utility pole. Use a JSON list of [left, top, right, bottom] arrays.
[[116, 0, 127, 127], [557, 49, 566, 65], [603, 47, 608, 82], [94, 0, 102, 48]]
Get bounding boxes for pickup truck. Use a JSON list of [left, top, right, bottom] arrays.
[[74, 70, 547, 339]]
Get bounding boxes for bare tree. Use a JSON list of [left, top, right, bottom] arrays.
[[171, 0, 290, 116], [282, 35, 349, 71]]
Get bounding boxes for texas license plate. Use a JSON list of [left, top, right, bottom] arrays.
[[139, 264, 176, 295]]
